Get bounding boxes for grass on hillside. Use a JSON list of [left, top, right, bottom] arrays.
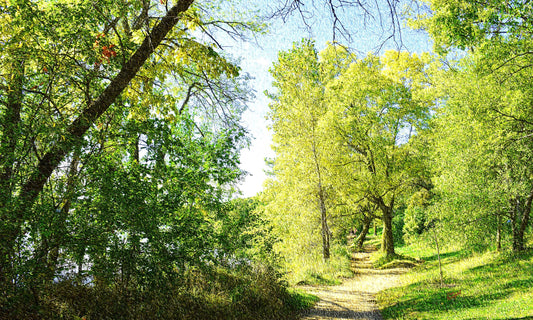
[[376, 241, 533, 320]]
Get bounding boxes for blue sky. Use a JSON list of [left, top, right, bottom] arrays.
[[226, 1, 433, 197]]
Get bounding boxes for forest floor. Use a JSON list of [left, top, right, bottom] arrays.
[[298, 246, 408, 320]]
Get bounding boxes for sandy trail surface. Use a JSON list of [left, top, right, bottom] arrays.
[[299, 249, 407, 320]]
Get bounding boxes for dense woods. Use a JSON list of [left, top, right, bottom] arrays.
[[1, 0, 532, 319]]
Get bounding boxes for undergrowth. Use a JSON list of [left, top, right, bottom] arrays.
[[284, 244, 354, 286], [1, 264, 307, 320]]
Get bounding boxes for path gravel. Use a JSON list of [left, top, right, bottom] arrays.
[[298, 249, 407, 320]]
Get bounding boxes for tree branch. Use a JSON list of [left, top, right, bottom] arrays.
[[16, 0, 195, 222]]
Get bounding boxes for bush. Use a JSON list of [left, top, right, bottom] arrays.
[[393, 211, 405, 246], [2, 264, 302, 320]]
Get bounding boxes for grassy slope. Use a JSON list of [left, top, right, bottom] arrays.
[[376, 242, 533, 320]]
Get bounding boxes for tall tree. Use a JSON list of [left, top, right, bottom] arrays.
[[325, 50, 432, 256], [266, 40, 335, 260]]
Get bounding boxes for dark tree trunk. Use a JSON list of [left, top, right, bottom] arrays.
[[512, 189, 533, 251], [355, 220, 371, 251], [354, 216, 371, 251]]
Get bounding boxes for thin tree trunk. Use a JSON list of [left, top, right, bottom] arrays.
[[311, 139, 330, 260], [319, 186, 330, 260], [496, 214, 502, 251]]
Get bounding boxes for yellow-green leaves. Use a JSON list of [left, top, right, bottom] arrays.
[[265, 40, 433, 263]]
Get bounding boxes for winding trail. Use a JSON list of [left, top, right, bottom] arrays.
[[299, 248, 407, 320]]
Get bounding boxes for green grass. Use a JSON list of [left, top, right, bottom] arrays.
[[376, 244, 533, 320], [286, 288, 320, 310], [284, 244, 354, 285], [371, 251, 420, 269]]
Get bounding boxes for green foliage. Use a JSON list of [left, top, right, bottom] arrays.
[[285, 288, 320, 311], [403, 189, 432, 243], [214, 198, 278, 264], [426, 56, 533, 252], [410, 0, 533, 55], [264, 40, 434, 275], [0, 1, 278, 318], [393, 208, 406, 246]]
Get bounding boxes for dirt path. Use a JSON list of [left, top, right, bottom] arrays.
[[298, 248, 407, 320]]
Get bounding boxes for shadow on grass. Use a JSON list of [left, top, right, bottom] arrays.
[[380, 249, 533, 320], [381, 287, 510, 319], [422, 250, 464, 263]]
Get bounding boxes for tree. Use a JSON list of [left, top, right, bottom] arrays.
[[325, 50, 432, 256], [0, 0, 260, 309], [265, 42, 431, 262], [407, 0, 533, 252], [429, 59, 533, 252], [265, 39, 336, 260], [411, 0, 533, 53]]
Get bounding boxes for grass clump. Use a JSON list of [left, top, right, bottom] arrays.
[[285, 288, 320, 310], [283, 244, 354, 286], [371, 251, 420, 269], [376, 243, 533, 320]]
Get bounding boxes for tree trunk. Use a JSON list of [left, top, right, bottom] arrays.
[[354, 216, 371, 251], [374, 196, 395, 256], [312, 141, 330, 260], [512, 189, 533, 251], [319, 188, 330, 260]]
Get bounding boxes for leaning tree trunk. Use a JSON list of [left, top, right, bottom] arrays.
[[354, 215, 372, 252]]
